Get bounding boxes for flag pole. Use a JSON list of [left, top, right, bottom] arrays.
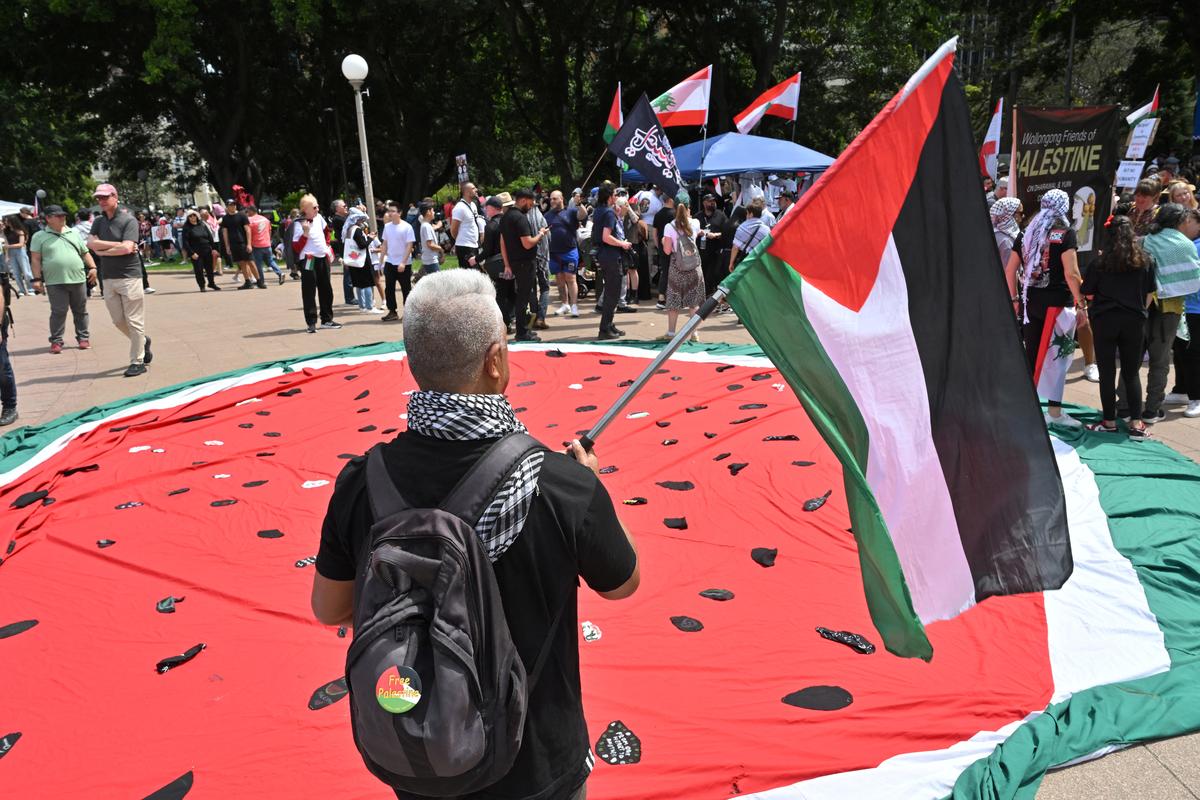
[[578, 287, 728, 450], [579, 146, 610, 192]]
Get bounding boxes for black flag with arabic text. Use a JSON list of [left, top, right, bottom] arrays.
[[607, 94, 685, 197]]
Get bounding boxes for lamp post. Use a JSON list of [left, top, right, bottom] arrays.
[[341, 54, 377, 234], [322, 107, 349, 196]]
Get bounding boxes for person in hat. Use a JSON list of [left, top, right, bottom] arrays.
[[480, 192, 515, 330], [696, 192, 729, 298], [221, 199, 260, 290], [499, 188, 548, 342], [89, 183, 153, 377], [29, 205, 96, 354]]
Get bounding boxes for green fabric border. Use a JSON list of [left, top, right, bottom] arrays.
[[949, 405, 1200, 798]]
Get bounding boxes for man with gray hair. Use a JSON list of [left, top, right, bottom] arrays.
[[312, 270, 638, 800]]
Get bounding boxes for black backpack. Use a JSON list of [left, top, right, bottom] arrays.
[[347, 433, 564, 796]]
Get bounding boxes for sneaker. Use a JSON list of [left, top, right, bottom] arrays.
[[1142, 408, 1167, 424], [320, 321, 343, 330], [77, 339, 90, 350], [655, 301, 666, 310], [257, 282, 267, 289], [381, 311, 399, 322], [607, 326, 626, 337], [1083, 363, 1099, 383], [615, 305, 637, 314], [144, 287, 156, 294], [277, 273, 286, 286], [1163, 392, 1189, 406], [533, 319, 550, 330], [307, 325, 317, 334], [570, 305, 579, 318], [594, 305, 602, 314], [1044, 411, 1082, 428], [123, 363, 148, 377], [515, 331, 541, 342], [598, 331, 621, 341], [237, 281, 254, 290], [208, 283, 221, 291], [367, 307, 384, 314], [1185, 401, 1200, 419], [0, 408, 16, 426], [555, 303, 570, 316], [658, 333, 674, 342], [49, 342, 63, 354], [142, 336, 153, 365]]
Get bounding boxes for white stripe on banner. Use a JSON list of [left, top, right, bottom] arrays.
[[1035, 307, 1077, 404], [742, 438, 1169, 799], [798, 235, 976, 623]]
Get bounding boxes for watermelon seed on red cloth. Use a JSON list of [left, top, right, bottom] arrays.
[[595, 721, 641, 765], [740, 403, 767, 410], [670, 375, 683, 382], [0, 732, 21, 760], [713, 452, 731, 461], [142, 770, 194, 800], [764, 434, 800, 442], [656, 368, 670, 374], [243, 480, 268, 488], [704, 432, 718, 439], [263, 432, 282, 437], [382, 428, 398, 434], [599, 466, 618, 474], [545, 349, 566, 358], [0, 620, 38, 639], [731, 417, 757, 425], [815, 627, 876, 654], [518, 380, 536, 387], [168, 488, 189, 496], [716, 364, 735, 372], [5, 541, 13, 553], [803, 491, 833, 512], [576, 406, 597, 413], [191, 461, 207, 466], [618, 379, 634, 387], [514, 407, 528, 413], [700, 589, 734, 601], [344, 374, 358, 380], [656, 481, 694, 491], [686, 405, 707, 413], [670, 615, 704, 632], [354, 390, 369, 400], [659, 392, 676, 399], [751, 547, 777, 567], [255, 452, 274, 457], [782, 685, 853, 711], [623, 497, 647, 505], [751, 372, 773, 381], [97, 539, 116, 548], [115, 501, 144, 510], [584, 376, 601, 382], [277, 388, 302, 397], [156, 596, 185, 614], [656, 421, 671, 428], [255, 410, 271, 416], [238, 423, 254, 429], [42, 497, 56, 506], [727, 384, 744, 391], [180, 414, 214, 423], [211, 499, 237, 507], [257, 529, 284, 539], [155, 643, 206, 674], [356, 407, 369, 413], [663, 517, 688, 530], [337, 453, 358, 459], [61, 463, 99, 476], [358, 425, 377, 433], [599, 359, 615, 365], [295, 556, 316, 568], [791, 460, 816, 467], [728, 463, 749, 475], [661, 439, 678, 446], [308, 676, 349, 710], [11, 490, 48, 509]]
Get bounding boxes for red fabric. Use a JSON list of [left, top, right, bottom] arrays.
[[0, 349, 1053, 798], [291, 235, 308, 255]]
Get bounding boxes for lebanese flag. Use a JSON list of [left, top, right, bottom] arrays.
[[603, 83, 623, 144], [1126, 84, 1160, 126], [651, 65, 711, 127], [979, 97, 1002, 179], [734, 72, 801, 135], [724, 38, 1072, 659]]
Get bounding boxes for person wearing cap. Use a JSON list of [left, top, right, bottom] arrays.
[[30, 205, 96, 354], [221, 199, 260, 290], [499, 188, 548, 342], [89, 184, 153, 377], [480, 192, 515, 331], [696, 192, 729, 297]]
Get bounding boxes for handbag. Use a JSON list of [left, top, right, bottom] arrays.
[[343, 237, 367, 268]]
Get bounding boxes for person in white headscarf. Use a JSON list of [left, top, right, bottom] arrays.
[[990, 197, 1022, 270], [1004, 188, 1088, 428]]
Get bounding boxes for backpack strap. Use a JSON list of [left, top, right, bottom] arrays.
[[439, 432, 544, 527], [527, 593, 570, 691], [365, 445, 412, 520]]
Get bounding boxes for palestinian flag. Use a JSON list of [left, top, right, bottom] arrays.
[[603, 83, 623, 144], [1126, 83, 1160, 126], [724, 39, 1072, 660], [651, 65, 711, 127]]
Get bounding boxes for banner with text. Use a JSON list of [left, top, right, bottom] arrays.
[[1014, 106, 1120, 262]]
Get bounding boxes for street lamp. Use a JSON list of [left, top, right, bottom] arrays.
[[341, 54, 378, 234]]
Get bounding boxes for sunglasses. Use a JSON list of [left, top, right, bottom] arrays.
[[94, 194, 113, 199]]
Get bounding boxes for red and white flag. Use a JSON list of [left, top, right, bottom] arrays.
[[651, 65, 712, 127], [1126, 84, 1160, 126], [979, 97, 1003, 180], [733, 73, 801, 135]]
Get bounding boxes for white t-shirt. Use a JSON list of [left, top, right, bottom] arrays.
[[662, 218, 701, 251], [451, 200, 481, 248], [382, 221, 416, 265], [639, 190, 664, 222], [293, 213, 332, 259], [761, 207, 777, 229], [420, 221, 439, 265]]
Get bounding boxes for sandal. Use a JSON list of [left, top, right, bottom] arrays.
[[1127, 422, 1150, 441], [1086, 421, 1118, 433]]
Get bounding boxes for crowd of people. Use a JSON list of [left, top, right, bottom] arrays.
[[996, 155, 1200, 436]]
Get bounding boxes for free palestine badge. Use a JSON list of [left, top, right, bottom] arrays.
[[376, 665, 422, 714]]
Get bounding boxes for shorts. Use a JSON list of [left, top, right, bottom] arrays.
[[229, 243, 251, 262], [550, 248, 580, 275]]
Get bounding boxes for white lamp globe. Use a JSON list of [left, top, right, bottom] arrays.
[[341, 54, 369, 82]]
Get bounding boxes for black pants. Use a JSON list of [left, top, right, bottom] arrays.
[[1092, 310, 1145, 420], [455, 246, 481, 271], [1185, 313, 1200, 401], [511, 262, 535, 336], [486, 258, 514, 325], [139, 251, 150, 290], [701, 250, 725, 297], [384, 262, 412, 311], [300, 256, 334, 326], [598, 259, 623, 333], [634, 243, 652, 300], [191, 249, 215, 289], [657, 252, 670, 299]]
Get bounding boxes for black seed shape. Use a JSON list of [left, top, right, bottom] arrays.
[[5, 541, 13, 553], [109, 424, 131, 432], [255, 410, 271, 416], [584, 376, 601, 382], [764, 434, 800, 442], [575, 430, 589, 436], [358, 425, 377, 433], [751, 547, 777, 567], [41, 497, 55, 506], [655, 368, 669, 375], [546, 423, 558, 428], [686, 405, 707, 413], [659, 392, 676, 399], [618, 379, 634, 387], [740, 403, 767, 410], [704, 432, 718, 439], [344, 374, 358, 380], [97, 539, 116, 548], [142, 770, 194, 800], [595, 720, 641, 765], [356, 407, 369, 413], [0, 620, 38, 639], [180, 414, 213, 423], [238, 423, 254, 429], [713, 452, 731, 461], [716, 364, 735, 372], [545, 350, 566, 358], [782, 685, 854, 711], [661, 438, 678, 446], [278, 388, 302, 397], [728, 463, 749, 475], [62, 464, 99, 476], [11, 490, 48, 509], [576, 405, 597, 413], [155, 643, 206, 674], [518, 380, 536, 387], [803, 490, 833, 512], [0, 732, 21, 760], [663, 517, 688, 530], [382, 428, 398, 434], [190, 461, 206, 466], [243, 480, 268, 488], [168, 488, 189, 496], [670, 375, 683, 381], [656, 421, 671, 428], [156, 596, 184, 614], [751, 372, 773, 381], [623, 497, 647, 505], [255, 452, 274, 457], [263, 432, 282, 437], [337, 453, 358, 459], [211, 499, 237, 507], [727, 384, 744, 391], [599, 359, 616, 365], [700, 589, 734, 601], [354, 390, 370, 400], [514, 407, 528, 413], [115, 501, 143, 510], [670, 615, 704, 632], [656, 480, 694, 491], [731, 417, 757, 425], [816, 627, 877, 654], [792, 460, 816, 467], [257, 529, 285, 539], [308, 676, 349, 710], [599, 466, 618, 474]]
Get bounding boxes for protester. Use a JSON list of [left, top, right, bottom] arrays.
[[247, 204, 285, 285], [1167, 181, 1198, 210], [1080, 215, 1155, 437], [652, 192, 676, 310], [29, 205, 96, 353], [3, 215, 34, 296], [527, 197, 552, 330], [695, 192, 729, 296], [1128, 180, 1159, 235], [990, 197, 1023, 271], [329, 199, 353, 305], [343, 208, 378, 313], [201, 207, 224, 276], [660, 193, 704, 342], [279, 207, 299, 280], [1142, 205, 1200, 418], [221, 200, 259, 290], [617, 195, 646, 307], [182, 209, 220, 292], [89, 184, 153, 377], [1004, 189, 1086, 427], [482, 193, 515, 331], [728, 197, 770, 271], [593, 185, 632, 340], [291, 193, 341, 333], [546, 190, 583, 318], [311, 269, 638, 800], [500, 189, 546, 342], [995, 176, 1009, 199], [451, 181, 485, 270], [171, 207, 187, 259], [151, 215, 174, 262], [418, 202, 444, 278], [0, 271, 14, 425], [380, 204, 416, 322]]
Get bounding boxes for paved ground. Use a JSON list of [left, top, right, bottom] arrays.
[[5, 271, 1199, 798]]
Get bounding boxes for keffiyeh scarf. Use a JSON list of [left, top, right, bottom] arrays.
[[1020, 189, 1071, 322], [406, 391, 544, 562], [990, 197, 1021, 238], [342, 209, 368, 241]]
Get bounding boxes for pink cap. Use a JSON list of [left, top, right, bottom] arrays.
[[93, 183, 118, 198]]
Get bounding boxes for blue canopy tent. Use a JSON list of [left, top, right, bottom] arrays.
[[623, 132, 835, 182]]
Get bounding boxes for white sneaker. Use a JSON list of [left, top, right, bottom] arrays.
[[1083, 363, 1099, 383], [555, 303, 570, 316], [570, 305, 579, 318], [1185, 401, 1200, 419], [1163, 392, 1189, 406], [1044, 411, 1083, 428], [367, 307, 384, 314]]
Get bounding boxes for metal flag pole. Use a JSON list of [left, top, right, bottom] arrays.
[[578, 286, 728, 450]]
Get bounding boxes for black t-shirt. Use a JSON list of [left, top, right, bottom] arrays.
[[317, 431, 636, 800], [1082, 254, 1157, 319], [652, 206, 674, 250], [499, 208, 536, 267], [696, 208, 729, 258], [1015, 227, 1077, 312], [481, 217, 503, 262], [591, 204, 622, 265], [220, 212, 250, 248]]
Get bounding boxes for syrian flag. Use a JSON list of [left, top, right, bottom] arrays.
[[734, 72, 801, 135], [607, 94, 684, 197], [651, 65, 712, 128], [979, 97, 1003, 180], [1126, 84, 1160, 126], [723, 38, 1072, 660]]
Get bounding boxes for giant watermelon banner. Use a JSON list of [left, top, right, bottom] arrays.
[[2, 342, 1199, 799]]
